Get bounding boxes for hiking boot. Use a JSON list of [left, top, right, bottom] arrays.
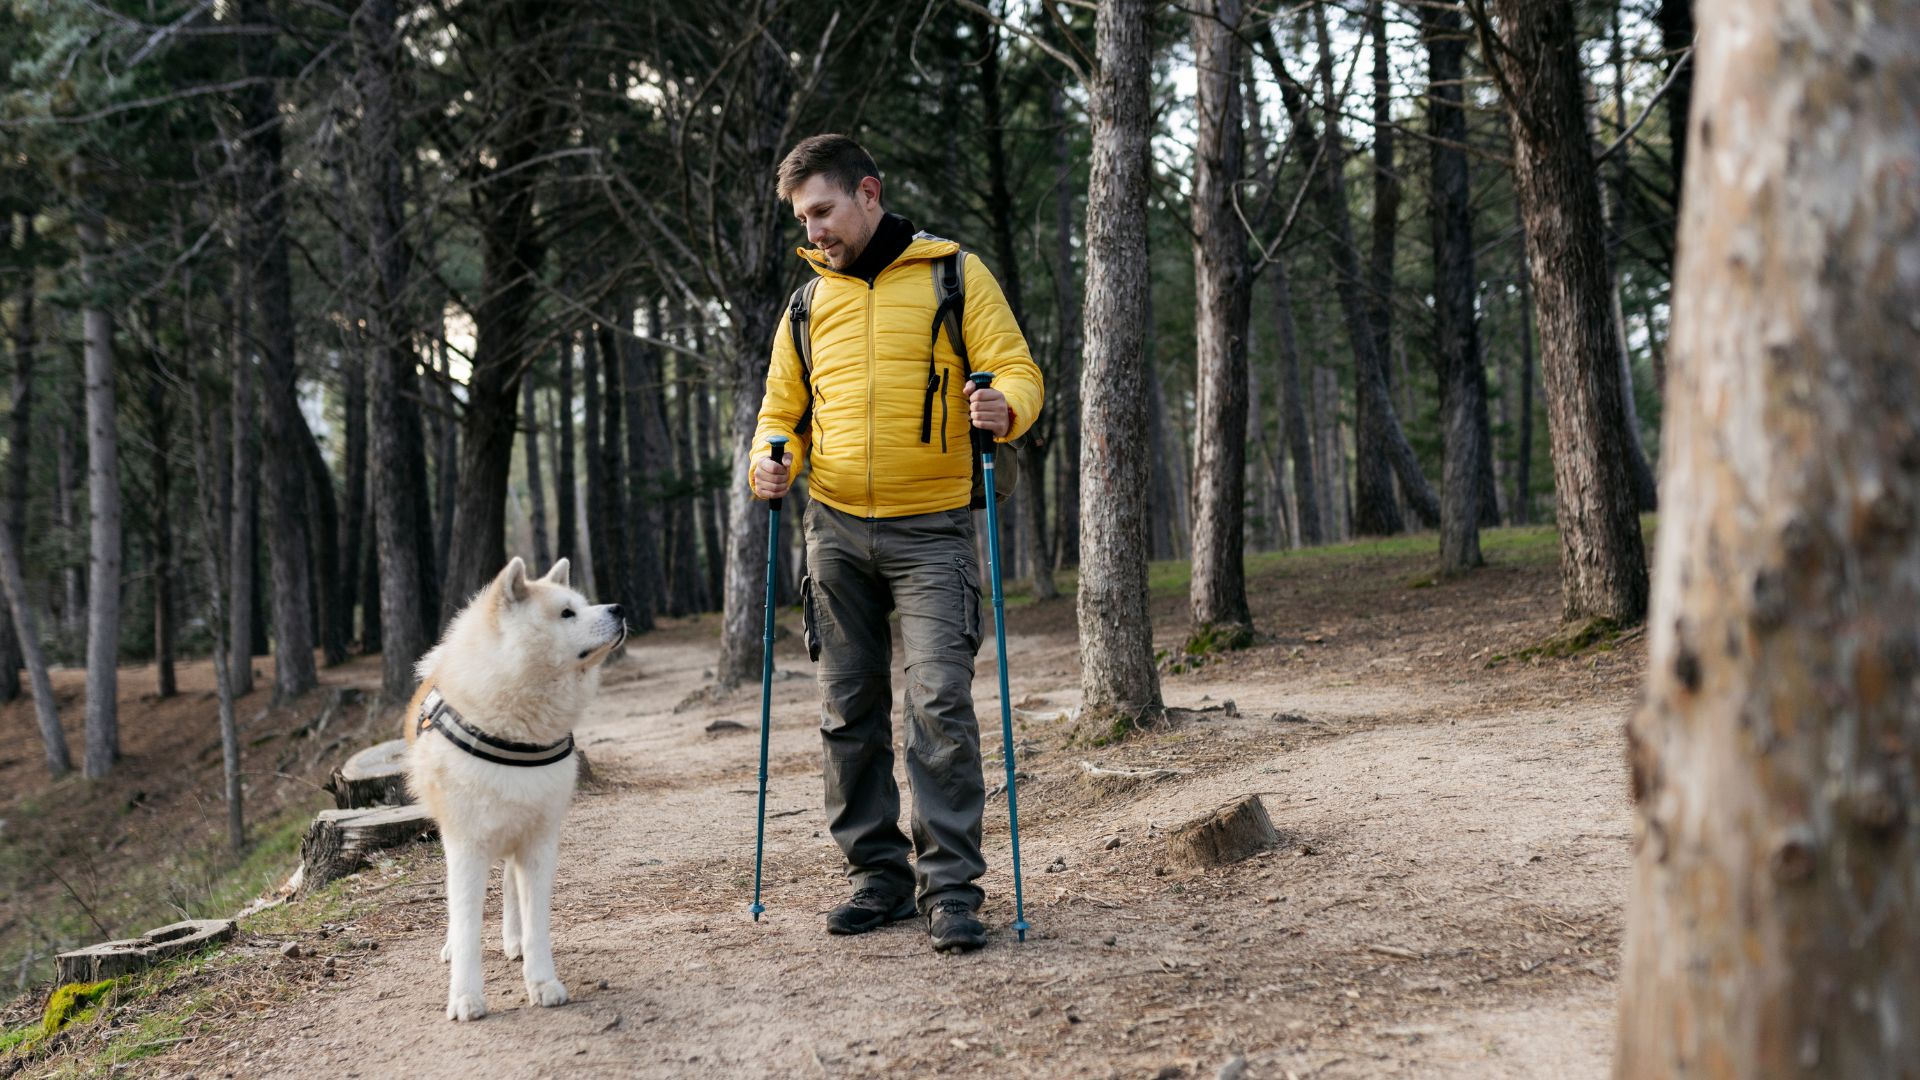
[[826, 887, 916, 936], [927, 899, 987, 953]]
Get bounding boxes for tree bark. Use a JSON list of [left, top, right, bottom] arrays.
[[690, 343, 723, 610], [622, 304, 664, 628], [554, 336, 579, 572], [331, 165, 370, 653], [238, 0, 318, 702], [1048, 77, 1083, 571], [1422, 2, 1488, 576], [1188, 0, 1253, 633], [1512, 260, 1537, 525], [145, 351, 177, 696], [1617, 2, 1920, 1072], [522, 371, 551, 570], [1078, 0, 1163, 722], [300, 421, 348, 666], [1487, 0, 1650, 625], [227, 267, 257, 697], [3, 212, 35, 700], [591, 320, 633, 612], [356, 0, 435, 698], [79, 213, 121, 778]]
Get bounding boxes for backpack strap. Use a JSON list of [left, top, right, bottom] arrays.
[[786, 276, 822, 436], [922, 249, 968, 444]]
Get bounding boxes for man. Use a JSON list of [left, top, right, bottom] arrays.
[[749, 134, 1043, 953]]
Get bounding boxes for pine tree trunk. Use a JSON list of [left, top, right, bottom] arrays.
[[691, 352, 722, 610], [356, 0, 434, 698], [145, 353, 177, 696], [1512, 260, 1537, 525], [1078, 0, 1163, 722], [79, 214, 121, 778], [1618, 3, 1920, 1072], [431, 341, 457, 592], [56, 406, 83, 649], [1423, 2, 1487, 576], [1049, 78, 1083, 571], [622, 307, 663, 628], [668, 343, 706, 612], [300, 423, 348, 666], [0, 491, 68, 776], [331, 167, 370, 653], [189, 381, 245, 850], [1270, 260, 1320, 545], [555, 336, 579, 570], [228, 269, 257, 697], [591, 320, 633, 613], [1188, 0, 1252, 632], [1146, 361, 1176, 561], [1488, 0, 1650, 624], [238, 0, 318, 702], [1603, 6, 1661, 514], [3, 212, 35, 700], [523, 373, 551, 570]]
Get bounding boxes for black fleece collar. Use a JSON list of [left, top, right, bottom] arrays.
[[844, 213, 918, 284]]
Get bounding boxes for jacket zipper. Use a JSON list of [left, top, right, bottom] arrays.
[[865, 282, 877, 516]]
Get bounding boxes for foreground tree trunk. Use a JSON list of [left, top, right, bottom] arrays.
[[1078, 0, 1162, 722], [0, 283, 66, 772], [1187, 0, 1253, 634], [1617, 2, 1920, 1072], [356, 0, 435, 698], [1423, 3, 1487, 575], [79, 214, 121, 778], [1486, 0, 1649, 624]]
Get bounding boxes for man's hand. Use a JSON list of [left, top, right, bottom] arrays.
[[752, 451, 793, 500], [964, 380, 1011, 438]]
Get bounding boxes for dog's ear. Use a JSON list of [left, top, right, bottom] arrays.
[[495, 557, 531, 605], [541, 558, 571, 588]]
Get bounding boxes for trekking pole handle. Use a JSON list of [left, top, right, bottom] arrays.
[[967, 372, 995, 458], [766, 435, 789, 512]]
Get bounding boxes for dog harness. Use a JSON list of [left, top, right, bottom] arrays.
[[416, 689, 574, 768]]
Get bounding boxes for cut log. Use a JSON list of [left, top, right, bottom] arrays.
[[56, 919, 235, 984], [1079, 760, 1183, 796], [328, 738, 410, 809], [298, 804, 436, 894], [1166, 795, 1278, 869]]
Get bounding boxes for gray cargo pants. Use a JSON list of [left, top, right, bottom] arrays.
[[801, 500, 986, 913]]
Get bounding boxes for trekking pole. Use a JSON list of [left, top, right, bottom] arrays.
[[968, 373, 1029, 942], [750, 435, 789, 922]]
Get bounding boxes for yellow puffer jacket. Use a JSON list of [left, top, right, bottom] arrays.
[[751, 235, 1044, 519]]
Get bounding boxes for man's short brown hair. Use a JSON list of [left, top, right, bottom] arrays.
[[776, 134, 881, 204]]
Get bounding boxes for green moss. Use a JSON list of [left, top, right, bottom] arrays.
[[1515, 616, 1629, 661], [42, 979, 116, 1036]]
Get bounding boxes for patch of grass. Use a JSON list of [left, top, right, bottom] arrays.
[[1511, 617, 1631, 662], [1159, 622, 1255, 676]]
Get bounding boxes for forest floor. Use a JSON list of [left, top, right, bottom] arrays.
[[2, 525, 1646, 1079]]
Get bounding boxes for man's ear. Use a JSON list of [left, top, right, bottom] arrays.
[[495, 557, 531, 605], [859, 175, 882, 210], [542, 558, 571, 588]]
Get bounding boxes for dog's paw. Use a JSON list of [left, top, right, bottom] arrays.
[[526, 978, 569, 1008], [446, 991, 488, 1022], [440, 941, 452, 964], [502, 938, 523, 961]]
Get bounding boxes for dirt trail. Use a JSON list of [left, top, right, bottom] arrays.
[[158, 555, 1641, 1080]]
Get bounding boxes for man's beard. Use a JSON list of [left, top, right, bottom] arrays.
[[826, 216, 876, 269]]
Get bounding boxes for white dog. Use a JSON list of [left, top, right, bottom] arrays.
[[404, 557, 624, 1021]]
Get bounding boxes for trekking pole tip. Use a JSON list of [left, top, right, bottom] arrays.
[[750, 902, 764, 921], [1014, 919, 1029, 942]]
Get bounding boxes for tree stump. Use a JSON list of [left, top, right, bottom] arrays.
[[328, 739, 411, 809], [298, 804, 436, 894], [1166, 795, 1278, 869], [55, 919, 235, 984]]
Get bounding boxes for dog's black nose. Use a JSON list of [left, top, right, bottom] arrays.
[[608, 605, 624, 620]]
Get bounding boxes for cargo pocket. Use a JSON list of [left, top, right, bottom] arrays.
[[955, 556, 982, 657], [801, 575, 822, 663]]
